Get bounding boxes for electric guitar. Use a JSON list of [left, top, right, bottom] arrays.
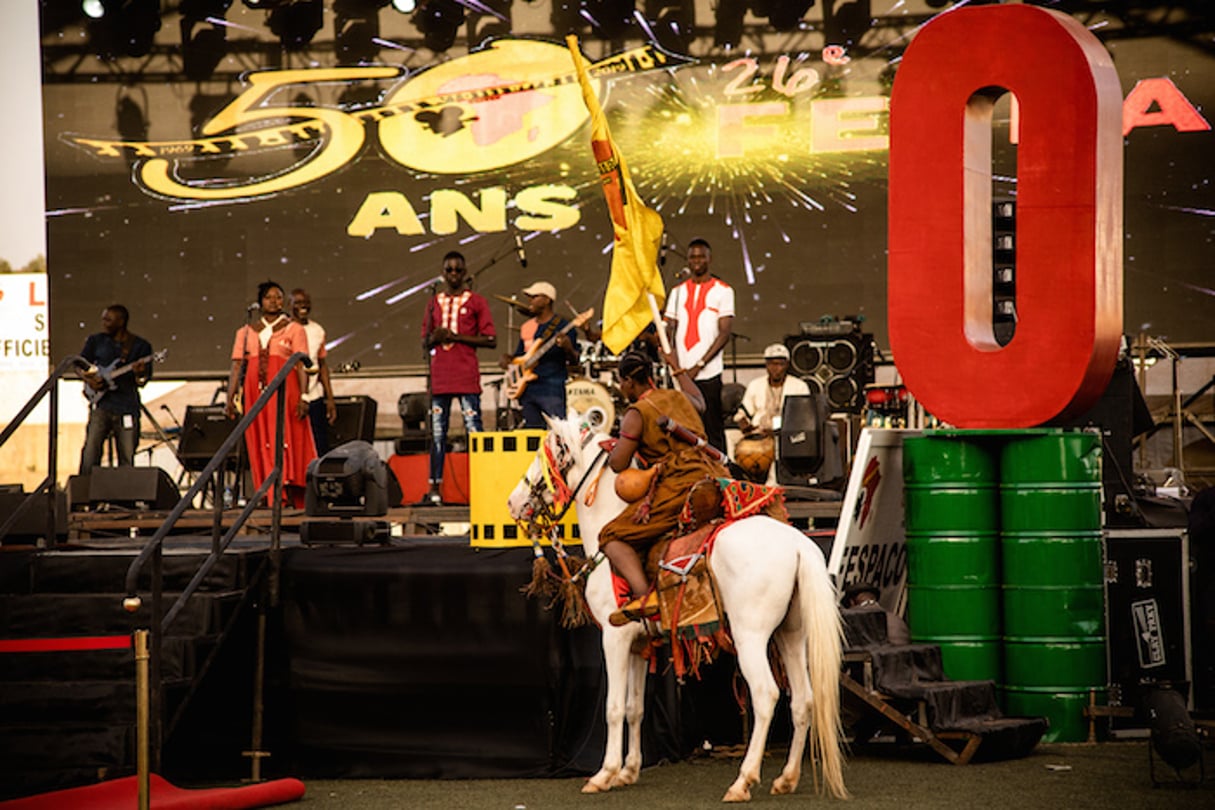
[[79, 349, 168, 406], [504, 309, 593, 401]]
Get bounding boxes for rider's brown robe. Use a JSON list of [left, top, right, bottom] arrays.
[[599, 387, 728, 550]]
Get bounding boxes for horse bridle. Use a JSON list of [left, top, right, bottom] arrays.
[[517, 429, 608, 537]]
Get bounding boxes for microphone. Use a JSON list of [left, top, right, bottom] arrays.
[[673, 266, 690, 281], [246, 302, 259, 312], [514, 232, 528, 268]]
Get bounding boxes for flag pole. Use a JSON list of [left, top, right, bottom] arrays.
[[647, 293, 672, 355]]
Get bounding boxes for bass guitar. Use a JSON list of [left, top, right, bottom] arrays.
[[504, 308, 593, 401], [79, 348, 168, 406]]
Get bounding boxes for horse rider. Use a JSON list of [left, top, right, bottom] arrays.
[[600, 351, 729, 626]]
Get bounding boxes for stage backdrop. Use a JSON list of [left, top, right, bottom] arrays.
[[39, 3, 1215, 375]]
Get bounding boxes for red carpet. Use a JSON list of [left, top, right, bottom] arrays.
[[0, 774, 305, 810]]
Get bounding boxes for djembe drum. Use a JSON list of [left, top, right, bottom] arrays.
[[733, 433, 775, 483]]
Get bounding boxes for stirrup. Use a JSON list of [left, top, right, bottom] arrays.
[[608, 591, 659, 627]]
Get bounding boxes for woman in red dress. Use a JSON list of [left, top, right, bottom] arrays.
[[224, 281, 316, 508]]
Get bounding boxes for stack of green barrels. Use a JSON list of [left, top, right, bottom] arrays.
[[999, 432, 1105, 742], [903, 434, 1003, 683], [903, 430, 1105, 742]]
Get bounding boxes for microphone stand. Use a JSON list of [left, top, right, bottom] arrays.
[[232, 304, 257, 507], [154, 404, 196, 494], [137, 402, 176, 462], [420, 280, 440, 502], [728, 332, 751, 384]]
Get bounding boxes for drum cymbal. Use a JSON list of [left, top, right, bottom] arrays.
[[493, 294, 531, 310]]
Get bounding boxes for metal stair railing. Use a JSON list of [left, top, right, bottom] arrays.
[[120, 351, 310, 776], [0, 354, 88, 546]]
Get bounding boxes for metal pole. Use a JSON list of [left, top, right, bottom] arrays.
[[47, 378, 59, 548], [245, 607, 268, 783], [270, 389, 285, 606], [135, 629, 150, 810], [212, 468, 223, 556], [1135, 333, 1149, 469], [1172, 352, 1184, 474], [150, 546, 163, 772]]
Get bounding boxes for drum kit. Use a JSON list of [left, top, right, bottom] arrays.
[[566, 343, 626, 432]]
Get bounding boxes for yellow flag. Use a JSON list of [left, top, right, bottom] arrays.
[[566, 35, 665, 355]]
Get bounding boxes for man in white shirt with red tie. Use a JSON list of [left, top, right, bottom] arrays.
[[664, 238, 735, 453]]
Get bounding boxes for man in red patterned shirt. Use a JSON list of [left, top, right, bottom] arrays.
[[420, 251, 496, 504]]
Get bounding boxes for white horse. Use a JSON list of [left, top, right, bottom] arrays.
[[507, 417, 848, 802]]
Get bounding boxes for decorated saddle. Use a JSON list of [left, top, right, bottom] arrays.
[[636, 477, 789, 679]]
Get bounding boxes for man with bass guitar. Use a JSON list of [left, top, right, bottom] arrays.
[[78, 304, 154, 474], [500, 281, 580, 428]]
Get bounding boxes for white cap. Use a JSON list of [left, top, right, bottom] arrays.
[[763, 343, 790, 361], [522, 281, 557, 300]]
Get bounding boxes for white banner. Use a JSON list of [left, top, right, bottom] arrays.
[[0, 273, 49, 374], [828, 428, 920, 615]]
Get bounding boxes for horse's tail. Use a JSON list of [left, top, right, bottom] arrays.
[[799, 543, 849, 799]]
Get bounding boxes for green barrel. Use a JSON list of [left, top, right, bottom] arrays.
[[1000, 432, 1105, 741], [903, 434, 1001, 682], [1001, 686, 1104, 744]]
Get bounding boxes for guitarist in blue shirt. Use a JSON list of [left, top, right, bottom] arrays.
[[78, 304, 153, 475], [501, 282, 579, 428]]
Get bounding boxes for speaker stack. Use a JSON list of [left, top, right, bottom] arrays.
[[329, 395, 377, 448], [177, 405, 240, 470], [784, 319, 874, 413]]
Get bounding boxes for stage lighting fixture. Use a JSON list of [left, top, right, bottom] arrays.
[[1143, 684, 1202, 775], [412, 0, 466, 52], [268, 0, 324, 50], [86, 0, 163, 58], [302, 441, 393, 546], [397, 391, 430, 431], [391, 0, 417, 12], [824, 0, 870, 47], [644, 0, 693, 54], [335, 0, 387, 63], [992, 198, 1016, 346], [466, 0, 512, 47], [762, 0, 813, 32], [306, 440, 390, 517], [582, 0, 635, 40], [713, 0, 747, 49], [180, 0, 232, 81]]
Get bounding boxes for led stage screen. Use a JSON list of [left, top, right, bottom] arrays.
[[40, 9, 1215, 374]]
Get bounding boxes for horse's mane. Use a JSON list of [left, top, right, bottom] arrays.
[[547, 416, 611, 469]]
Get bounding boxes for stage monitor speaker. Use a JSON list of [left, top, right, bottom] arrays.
[[329, 395, 377, 448], [777, 394, 826, 484], [1049, 356, 1153, 527], [0, 488, 67, 541], [178, 405, 240, 470], [87, 467, 180, 510], [784, 332, 874, 413]]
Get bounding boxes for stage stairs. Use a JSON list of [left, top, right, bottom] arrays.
[[840, 607, 1048, 764], [0, 542, 268, 800]]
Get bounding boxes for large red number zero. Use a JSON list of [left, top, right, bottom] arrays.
[[888, 6, 1123, 427]]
